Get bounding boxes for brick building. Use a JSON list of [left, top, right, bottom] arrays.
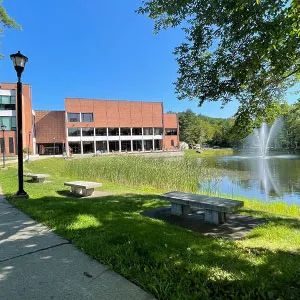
[[0, 83, 179, 156], [0, 83, 34, 156]]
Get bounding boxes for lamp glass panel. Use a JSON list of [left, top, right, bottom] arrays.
[[12, 55, 26, 67]]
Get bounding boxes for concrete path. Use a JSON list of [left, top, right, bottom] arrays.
[[0, 188, 154, 300]]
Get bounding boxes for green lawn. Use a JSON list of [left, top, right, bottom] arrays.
[[1, 158, 300, 299], [184, 148, 234, 158]]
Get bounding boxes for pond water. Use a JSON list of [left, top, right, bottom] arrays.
[[201, 154, 300, 205]]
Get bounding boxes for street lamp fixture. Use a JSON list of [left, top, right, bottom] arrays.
[[10, 50, 29, 198], [53, 137, 56, 157], [1, 124, 6, 169], [28, 131, 32, 162]]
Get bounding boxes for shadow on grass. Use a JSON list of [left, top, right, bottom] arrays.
[[240, 208, 300, 230], [4, 192, 300, 299]]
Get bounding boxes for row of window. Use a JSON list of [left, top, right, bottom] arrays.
[[0, 116, 16, 131], [68, 140, 163, 154], [67, 113, 93, 122], [0, 137, 15, 154], [68, 127, 177, 137]]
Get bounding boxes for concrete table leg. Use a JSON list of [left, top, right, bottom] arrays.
[[36, 178, 45, 183], [171, 203, 190, 216], [71, 186, 82, 195], [204, 210, 226, 225], [82, 188, 94, 197]]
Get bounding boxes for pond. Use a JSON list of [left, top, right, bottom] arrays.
[[201, 154, 300, 205]]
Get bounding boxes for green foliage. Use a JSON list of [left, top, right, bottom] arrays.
[[1, 159, 300, 299], [138, 0, 300, 129], [23, 147, 32, 155], [0, 0, 21, 58], [61, 155, 215, 194], [178, 109, 240, 147]]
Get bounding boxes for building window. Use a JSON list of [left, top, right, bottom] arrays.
[[9, 137, 14, 153], [165, 128, 178, 135], [69, 142, 81, 154], [144, 140, 153, 151], [96, 141, 107, 152], [0, 95, 16, 110], [83, 141, 94, 153], [108, 128, 119, 136], [68, 128, 80, 136], [95, 128, 107, 136], [132, 128, 142, 135], [0, 116, 16, 131], [154, 139, 162, 150], [81, 113, 94, 122], [11, 117, 16, 130], [67, 113, 80, 122], [154, 128, 163, 135], [171, 140, 175, 147], [143, 128, 153, 135], [82, 127, 94, 136], [120, 128, 130, 135], [121, 141, 131, 152], [0, 104, 15, 110], [109, 141, 119, 152], [133, 140, 143, 151]]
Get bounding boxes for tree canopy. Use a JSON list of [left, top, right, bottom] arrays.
[[138, 0, 300, 130], [0, 0, 21, 58]]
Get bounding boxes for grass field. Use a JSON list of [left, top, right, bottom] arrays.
[[184, 148, 234, 158], [1, 157, 300, 299]]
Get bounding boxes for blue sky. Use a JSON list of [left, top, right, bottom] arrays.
[[0, 0, 298, 118]]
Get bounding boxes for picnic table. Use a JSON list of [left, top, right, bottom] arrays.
[[160, 191, 244, 225]]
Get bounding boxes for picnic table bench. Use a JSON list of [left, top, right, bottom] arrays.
[[24, 173, 50, 183], [64, 181, 102, 197], [160, 191, 244, 225]]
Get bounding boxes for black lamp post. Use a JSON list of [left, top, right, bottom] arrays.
[[53, 137, 56, 156], [28, 131, 32, 162], [1, 124, 6, 169], [10, 50, 28, 198]]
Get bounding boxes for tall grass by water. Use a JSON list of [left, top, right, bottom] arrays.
[[64, 155, 219, 193]]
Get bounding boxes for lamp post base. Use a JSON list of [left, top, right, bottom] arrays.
[[13, 191, 29, 199]]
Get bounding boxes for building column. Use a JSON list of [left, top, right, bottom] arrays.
[[130, 128, 133, 152], [141, 128, 144, 151], [93, 128, 96, 154], [119, 128, 121, 152], [80, 128, 83, 154], [152, 139, 155, 151], [106, 128, 109, 153]]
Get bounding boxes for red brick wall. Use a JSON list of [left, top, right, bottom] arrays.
[[0, 131, 17, 156], [35, 111, 66, 143], [163, 113, 180, 150], [65, 98, 163, 128]]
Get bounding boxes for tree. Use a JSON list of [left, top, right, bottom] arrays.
[[138, 0, 300, 129], [178, 109, 199, 145], [0, 0, 21, 58]]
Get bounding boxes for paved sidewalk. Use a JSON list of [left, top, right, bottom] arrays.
[[0, 188, 154, 300]]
